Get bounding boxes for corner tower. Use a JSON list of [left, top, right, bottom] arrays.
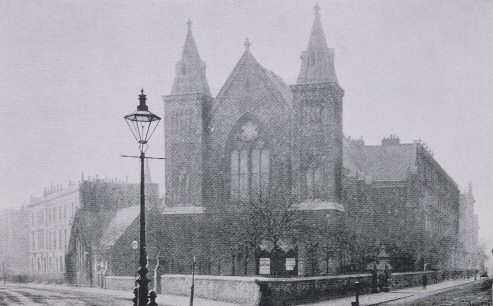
[[291, 5, 344, 207], [163, 20, 212, 207]]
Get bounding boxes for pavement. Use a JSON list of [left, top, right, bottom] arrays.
[[301, 278, 478, 306], [0, 282, 237, 306]]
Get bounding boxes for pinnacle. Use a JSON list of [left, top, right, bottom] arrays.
[[244, 38, 251, 52]]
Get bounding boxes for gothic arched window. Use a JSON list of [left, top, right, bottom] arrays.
[[230, 120, 270, 201]]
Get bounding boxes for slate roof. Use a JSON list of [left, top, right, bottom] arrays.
[[214, 49, 292, 112], [265, 70, 293, 106], [99, 205, 140, 248], [344, 140, 418, 182], [343, 138, 364, 178]]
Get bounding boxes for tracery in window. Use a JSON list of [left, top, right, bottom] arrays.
[[230, 120, 270, 201]]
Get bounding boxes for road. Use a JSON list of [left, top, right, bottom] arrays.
[[0, 284, 134, 306], [1, 280, 490, 306], [0, 283, 234, 306], [381, 280, 491, 306]]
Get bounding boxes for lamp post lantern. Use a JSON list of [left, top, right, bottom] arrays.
[[124, 89, 161, 306]]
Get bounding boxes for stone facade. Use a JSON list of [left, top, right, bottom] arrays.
[[28, 182, 80, 281], [343, 136, 461, 271], [157, 5, 478, 277], [161, 5, 346, 277]]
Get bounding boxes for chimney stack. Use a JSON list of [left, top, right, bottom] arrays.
[[382, 134, 400, 146]]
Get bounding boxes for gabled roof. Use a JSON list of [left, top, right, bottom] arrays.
[[99, 205, 139, 248], [343, 137, 364, 178], [265, 70, 293, 107], [344, 140, 417, 182], [213, 48, 292, 113]]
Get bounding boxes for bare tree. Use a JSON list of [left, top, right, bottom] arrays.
[[209, 191, 300, 275]]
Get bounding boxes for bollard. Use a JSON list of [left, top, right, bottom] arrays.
[[148, 290, 158, 306], [351, 281, 360, 306]]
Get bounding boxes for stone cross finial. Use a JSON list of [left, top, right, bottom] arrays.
[[244, 38, 251, 52], [186, 18, 192, 30]]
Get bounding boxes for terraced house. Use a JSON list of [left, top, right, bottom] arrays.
[[28, 182, 80, 281]]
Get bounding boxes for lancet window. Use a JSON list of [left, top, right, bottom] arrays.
[[230, 120, 270, 201]]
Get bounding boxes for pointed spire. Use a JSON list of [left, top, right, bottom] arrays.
[[170, 19, 211, 96], [182, 19, 200, 62], [297, 5, 338, 84], [314, 3, 321, 16]]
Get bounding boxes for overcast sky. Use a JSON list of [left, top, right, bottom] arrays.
[[1, 1, 492, 254]]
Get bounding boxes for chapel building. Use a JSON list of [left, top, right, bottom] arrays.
[[160, 6, 471, 276], [164, 6, 344, 214]]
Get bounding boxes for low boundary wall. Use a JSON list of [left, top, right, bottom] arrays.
[[162, 274, 262, 305], [99, 270, 475, 305], [105, 276, 136, 292], [105, 275, 157, 292]]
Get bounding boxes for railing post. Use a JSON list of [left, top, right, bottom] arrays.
[[190, 256, 195, 306], [351, 280, 360, 306]]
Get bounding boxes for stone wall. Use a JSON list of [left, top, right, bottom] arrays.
[[105, 276, 136, 292], [159, 270, 475, 305], [161, 274, 262, 305], [104, 275, 158, 293]]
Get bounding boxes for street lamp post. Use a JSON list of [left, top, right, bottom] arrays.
[[124, 89, 161, 306]]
